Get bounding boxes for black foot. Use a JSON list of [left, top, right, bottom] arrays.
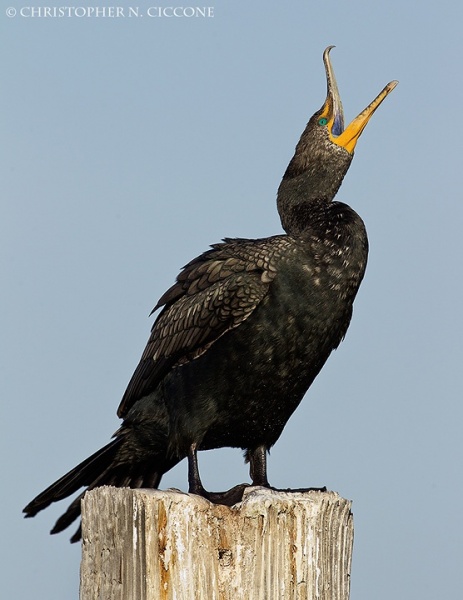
[[189, 483, 327, 506], [189, 483, 251, 506], [206, 484, 251, 506], [269, 485, 328, 494]]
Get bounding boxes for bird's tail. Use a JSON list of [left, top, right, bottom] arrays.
[[23, 435, 175, 543]]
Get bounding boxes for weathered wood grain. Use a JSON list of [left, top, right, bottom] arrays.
[[80, 486, 353, 600]]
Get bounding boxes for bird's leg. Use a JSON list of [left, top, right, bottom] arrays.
[[187, 442, 208, 497], [249, 444, 270, 487], [188, 442, 271, 506], [248, 445, 327, 494]]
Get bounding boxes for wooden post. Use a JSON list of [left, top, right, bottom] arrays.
[[80, 486, 353, 600]]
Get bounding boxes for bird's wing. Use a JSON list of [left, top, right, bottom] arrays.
[[117, 238, 281, 418]]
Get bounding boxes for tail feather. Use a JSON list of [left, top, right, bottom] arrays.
[[23, 434, 176, 542], [50, 491, 85, 536], [23, 437, 123, 518], [48, 465, 166, 542], [70, 524, 82, 544]]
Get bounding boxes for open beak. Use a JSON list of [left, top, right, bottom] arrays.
[[320, 46, 398, 154]]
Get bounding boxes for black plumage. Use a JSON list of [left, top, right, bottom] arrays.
[[23, 48, 397, 542]]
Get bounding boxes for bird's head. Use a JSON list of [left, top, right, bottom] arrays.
[[278, 47, 397, 233], [316, 46, 398, 156]]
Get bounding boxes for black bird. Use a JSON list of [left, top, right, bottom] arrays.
[[23, 48, 397, 542]]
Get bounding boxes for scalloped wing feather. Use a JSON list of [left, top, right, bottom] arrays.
[[117, 239, 282, 418]]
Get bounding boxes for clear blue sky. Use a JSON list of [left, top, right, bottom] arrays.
[[2, 1, 462, 598]]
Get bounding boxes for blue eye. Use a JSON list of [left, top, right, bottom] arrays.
[[318, 117, 328, 126]]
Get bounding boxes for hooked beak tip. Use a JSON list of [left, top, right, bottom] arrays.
[[322, 46, 345, 135]]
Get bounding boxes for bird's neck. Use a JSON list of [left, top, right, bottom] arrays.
[[279, 195, 364, 245], [277, 139, 354, 237], [277, 195, 369, 299]]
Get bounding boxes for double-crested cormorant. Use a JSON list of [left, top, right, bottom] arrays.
[[23, 48, 397, 542]]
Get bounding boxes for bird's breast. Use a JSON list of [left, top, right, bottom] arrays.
[[164, 230, 368, 453]]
